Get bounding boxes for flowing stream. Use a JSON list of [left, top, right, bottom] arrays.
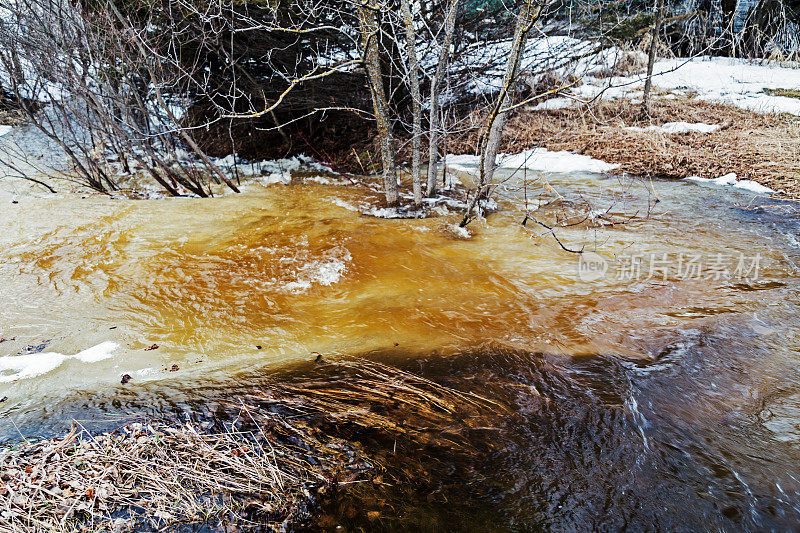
[[2, 165, 800, 529]]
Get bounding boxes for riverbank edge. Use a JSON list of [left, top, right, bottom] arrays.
[[0, 357, 503, 532]]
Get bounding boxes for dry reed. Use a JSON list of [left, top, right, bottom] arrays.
[[0, 358, 506, 532]]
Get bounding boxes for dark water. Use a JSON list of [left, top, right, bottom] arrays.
[[12, 337, 800, 531]]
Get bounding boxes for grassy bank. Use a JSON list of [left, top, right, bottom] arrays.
[[500, 96, 800, 196], [327, 93, 799, 199], [0, 359, 504, 532]]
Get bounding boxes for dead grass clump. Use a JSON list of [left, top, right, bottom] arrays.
[[0, 418, 358, 532], [613, 49, 648, 77], [591, 48, 648, 78], [520, 71, 579, 100], [0, 358, 507, 532], [327, 92, 800, 200]]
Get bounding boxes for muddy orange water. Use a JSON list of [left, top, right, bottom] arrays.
[[3, 167, 800, 529]]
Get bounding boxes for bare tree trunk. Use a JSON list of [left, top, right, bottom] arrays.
[[641, 0, 665, 118], [460, 0, 542, 227], [426, 0, 459, 197], [401, 0, 423, 206], [359, 2, 399, 206]]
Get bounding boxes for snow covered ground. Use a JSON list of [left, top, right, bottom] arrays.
[[617, 57, 800, 115], [565, 54, 800, 116], [459, 36, 800, 116]]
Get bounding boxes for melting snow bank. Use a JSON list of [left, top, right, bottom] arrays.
[[643, 57, 800, 115], [686, 173, 775, 194], [0, 341, 118, 382], [212, 154, 334, 184], [445, 148, 619, 176], [625, 122, 721, 134], [499, 149, 619, 173], [464, 38, 800, 115]]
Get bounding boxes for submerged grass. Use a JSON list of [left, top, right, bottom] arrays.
[[0, 358, 507, 532]]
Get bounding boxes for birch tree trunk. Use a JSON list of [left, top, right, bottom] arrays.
[[460, 0, 542, 227], [426, 0, 459, 197], [358, 2, 399, 206], [401, 0, 423, 206], [641, 0, 665, 118]]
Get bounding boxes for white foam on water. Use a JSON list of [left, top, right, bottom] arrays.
[[282, 248, 351, 293], [328, 198, 360, 211], [447, 224, 472, 239], [363, 207, 405, 219], [0, 341, 119, 382], [304, 176, 333, 185]]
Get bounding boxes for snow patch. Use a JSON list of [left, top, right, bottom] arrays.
[[580, 56, 800, 115], [685, 173, 774, 194], [498, 148, 619, 173], [531, 97, 575, 111], [734, 180, 775, 194], [625, 122, 721, 134], [0, 125, 12, 137], [445, 148, 618, 174], [0, 341, 118, 383], [213, 155, 332, 184]]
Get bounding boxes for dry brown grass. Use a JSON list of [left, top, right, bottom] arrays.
[[335, 93, 800, 199], [477, 96, 800, 196], [0, 419, 351, 532], [0, 358, 505, 532], [253, 359, 505, 452]]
